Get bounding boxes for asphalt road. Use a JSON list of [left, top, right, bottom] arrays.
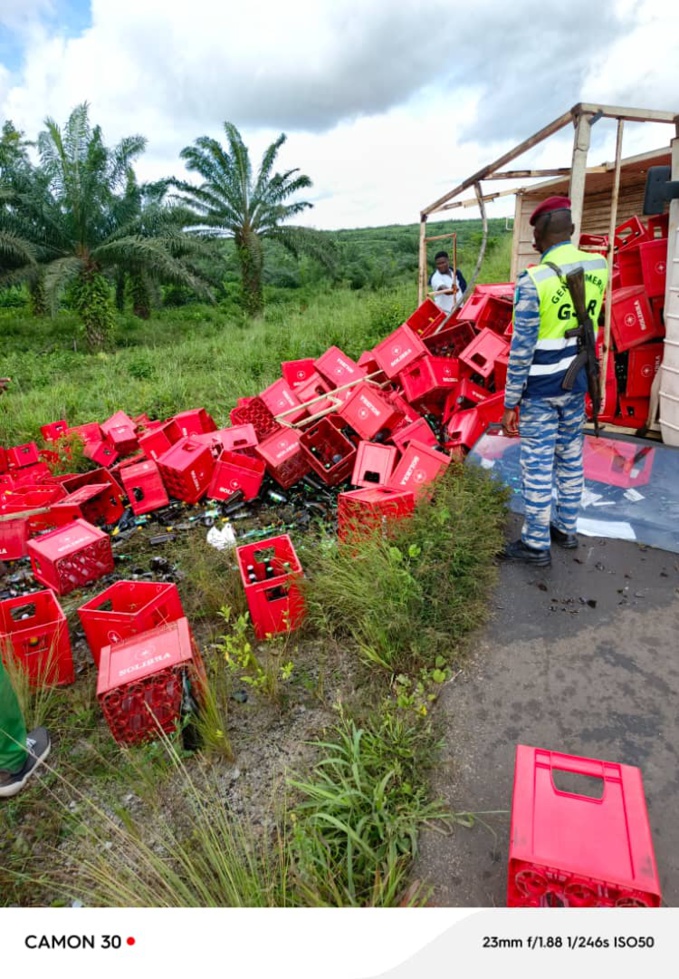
[[415, 520, 679, 906]]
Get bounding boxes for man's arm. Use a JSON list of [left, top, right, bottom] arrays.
[[504, 271, 540, 410]]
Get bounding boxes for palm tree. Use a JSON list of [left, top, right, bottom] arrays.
[[0, 104, 214, 348], [175, 122, 328, 316]]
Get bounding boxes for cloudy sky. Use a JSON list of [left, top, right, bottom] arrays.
[[0, 0, 678, 229]]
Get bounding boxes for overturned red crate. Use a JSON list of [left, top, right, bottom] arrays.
[[259, 378, 308, 425], [40, 420, 69, 443], [293, 373, 336, 415], [157, 436, 215, 504], [230, 396, 281, 440], [212, 424, 258, 455], [405, 297, 447, 337], [476, 295, 513, 335], [638, 238, 667, 299], [300, 416, 357, 485], [1, 483, 67, 512], [100, 411, 138, 455], [444, 407, 488, 455], [614, 215, 650, 251], [338, 381, 403, 440], [424, 320, 476, 358], [372, 324, 427, 379], [616, 245, 643, 288], [281, 358, 317, 389], [172, 407, 217, 437], [337, 486, 415, 542], [208, 451, 266, 501], [399, 356, 460, 405], [78, 580, 184, 667], [97, 617, 204, 746], [0, 514, 30, 561], [236, 535, 306, 640], [508, 745, 661, 908], [60, 482, 125, 526], [256, 428, 310, 490], [138, 418, 183, 461], [609, 286, 662, 351], [28, 519, 115, 596], [67, 421, 101, 447], [612, 396, 650, 428], [7, 443, 40, 470], [351, 442, 398, 488], [120, 460, 170, 515], [390, 417, 439, 452], [459, 328, 510, 380], [625, 342, 663, 398], [314, 346, 366, 388], [444, 378, 490, 420], [0, 590, 74, 687], [387, 440, 451, 496], [83, 437, 119, 468]]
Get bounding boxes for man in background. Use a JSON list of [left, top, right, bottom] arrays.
[[430, 250, 467, 314]]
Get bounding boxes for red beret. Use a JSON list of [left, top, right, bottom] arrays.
[[529, 195, 572, 226]]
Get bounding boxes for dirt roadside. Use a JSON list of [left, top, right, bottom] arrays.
[[415, 518, 679, 906]]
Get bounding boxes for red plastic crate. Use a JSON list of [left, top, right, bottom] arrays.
[[423, 320, 476, 359], [351, 442, 398, 488], [207, 451, 266, 501], [372, 324, 428, 380], [83, 437, 119, 468], [300, 416, 357, 485], [0, 448, 6, 475], [389, 417, 439, 452], [67, 421, 101, 447], [476, 295, 513, 335], [337, 486, 415, 542], [59, 482, 125, 526], [78, 580, 184, 667], [281, 358, 317, 389], [337, 382, 403, 440], [459, 328, 510, 380], [314, 346, 366, 388], [0, 514, 30, 561], [458, 291, 489, 324], [97, 618, 204, 745], [236, 535, 306, 640], [616, 245, 643, 288], [0, 590, 73, 687], [40, 420, 69, 443], [357, 351, 389, 384], [583, 438, 654, 488], [444, 407, 488, 454], [0, 483, 67, 512], [100, 410, 138, 455], [494, 351, 510, 391], [120, 460, 170, 515], [256, 428, 310, 489], [399, 356, 461, 405], [578, 233, 609, 256], [405, 298, 447, 337], [212, 424, 258, 455], [28, 519, 115, 596], [384, 391, 419, 427], [293, 373, 336, 415], [138, 418, 183, 461], [638, 238, 667, 299], [612, 396, 650, 428], [156, 437, 215, 504], [626, 342, 663, 398], [614, 216, 651, 252], [230, 396, 281, 440], [646, 213, 669, 239], [508, 745, 661, 907], [443, 378, 489, 420], [259, 378, 308, 425], [387, 440, 451, 496], [7, 443, 40, 470], [172, 408, 217, 437], [609, 286, 663, 351]]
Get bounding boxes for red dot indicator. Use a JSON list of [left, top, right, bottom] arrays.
[[126, 937, 136, 946]]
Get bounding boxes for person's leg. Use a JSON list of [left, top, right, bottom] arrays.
[[518, 398, 558, 551], [552, 393, 585, 535], [0, 655, 28, 774]]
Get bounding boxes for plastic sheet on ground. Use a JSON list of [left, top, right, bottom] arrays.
[[466, 426, 679, 554]]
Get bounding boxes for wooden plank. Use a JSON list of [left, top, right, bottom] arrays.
[[484, 166, 607, 180], [418, 217, 427, 305], [601, 119, 625, 393], [569, 111, 593, 241], [576, 102, 679, 125]]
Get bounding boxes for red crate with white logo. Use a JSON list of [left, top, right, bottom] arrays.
[[0, 515, 30, 561], [40, 420, 69, 443], [638, 238, 667, 299], [337, 382, 403, 440], [207, 451, 266, 501], [293, 373, 336, 415], [236, 535, 306, 640], [28, 519, 115, 596], [609, 286, 663, 351], [300, 416, 357, 485], [387, 440, 451, 496], [399, 356, 461, 405], [138, 418, 183, 461], [120, 460, 170, 515], [390, 417, 439, 452], [372, 324, 428, 380], [97, 617, 204, 746], [7, 443, 40, 470], [156, 437, 215, 504], [281, 358, 317, 389], [212, 424, 259, 455], [314, 346, 366, 388], [0, 590, 73, 687], [256, 428, 310, 489], [406, 298, 447, 337], [172, 408, 217, 437], [100, 411, 139, 455], [583, 438, 654, 488], [351, 442, 398, 488], [459, 328, 510, 380], [337, 486, 416, 542], [230, 396, 281, 440], [508, 745, 661, 908], [78, 580, 185, 667], [625, 342, 663, 398], [259, 378, 308, 425]]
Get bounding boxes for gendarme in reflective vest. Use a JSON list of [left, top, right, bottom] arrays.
[[521, 242, 608, 399]]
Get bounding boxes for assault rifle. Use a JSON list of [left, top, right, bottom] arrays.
[[556, 265, 601, 436]]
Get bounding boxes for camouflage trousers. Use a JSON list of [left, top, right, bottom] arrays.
[[518, 392, 585, 551]]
